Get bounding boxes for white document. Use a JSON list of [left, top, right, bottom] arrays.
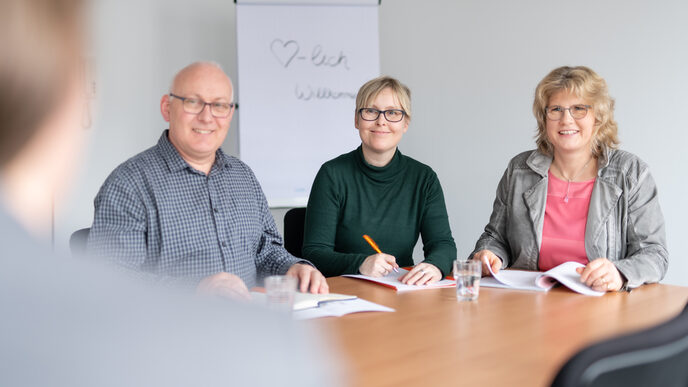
[[250, 291, 357, 311], [293, 298, 394, 320], [482, 261, 605, 296], [343, 268, 456, 292], [482, 269, 545, 292]]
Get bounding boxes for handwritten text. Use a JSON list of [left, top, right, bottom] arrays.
[[271, 39, 350, 70], [295, 84, 356, 101]]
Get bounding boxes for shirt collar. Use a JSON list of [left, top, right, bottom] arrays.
[[157, 130, 232, 174]]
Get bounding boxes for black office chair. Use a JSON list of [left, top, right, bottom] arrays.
[[283, 207, 306, 258], [69, 227, 90, 257], [551, 301, 688, 387]]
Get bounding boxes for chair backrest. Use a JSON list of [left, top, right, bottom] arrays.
[[551, 302, 688, 387], [69, 227, 90, 257], [283, 207, 306, 258]]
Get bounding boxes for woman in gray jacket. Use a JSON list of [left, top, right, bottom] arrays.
[[471, 66, 667, 292]]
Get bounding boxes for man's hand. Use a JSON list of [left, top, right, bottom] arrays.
[[196, 272, 251, 300], [286, 263, 329, 294]]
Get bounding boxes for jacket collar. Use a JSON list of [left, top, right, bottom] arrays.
[[596, 146, 611, 176], [526, 147, 612, 177], [525, 150, 552, 178]]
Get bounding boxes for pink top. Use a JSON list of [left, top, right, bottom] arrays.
[[539, 171, 595, 271]]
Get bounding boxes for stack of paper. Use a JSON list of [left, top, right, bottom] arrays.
[[482, 261, 604, 296]]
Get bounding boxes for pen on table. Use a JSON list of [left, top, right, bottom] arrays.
[[362, 234, 398, 273]]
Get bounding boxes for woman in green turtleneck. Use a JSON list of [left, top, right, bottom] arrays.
[[302, 76, 457, 285]]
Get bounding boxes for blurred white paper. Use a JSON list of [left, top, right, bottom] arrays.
[[251, 291, 357, 311], [293, 298, 394, 320]]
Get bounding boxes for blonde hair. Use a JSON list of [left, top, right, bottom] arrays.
[[355, 76, 411, 121], [533, 66, 619, 157], [0, 0, 85, 166]]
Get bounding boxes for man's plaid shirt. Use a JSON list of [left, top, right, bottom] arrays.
[[88, 131, 307, 288]]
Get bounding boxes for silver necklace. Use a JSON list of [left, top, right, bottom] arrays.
[[552, 158, 593, 203]]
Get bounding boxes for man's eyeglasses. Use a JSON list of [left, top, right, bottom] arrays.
[[358, 108, 406, 123], [169, 93, 238, 118], [545, 104, 591, 121]]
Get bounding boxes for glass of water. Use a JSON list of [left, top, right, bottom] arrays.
[[264, 275, 297, 312], [454, 260, 481, 301]]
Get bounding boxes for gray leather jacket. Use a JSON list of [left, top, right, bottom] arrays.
[[471, 148, 668, 289]]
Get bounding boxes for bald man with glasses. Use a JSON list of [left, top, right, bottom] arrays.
[[88, 62, 328, 298]]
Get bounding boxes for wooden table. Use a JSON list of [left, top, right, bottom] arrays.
[[313, 277, 688, 387]]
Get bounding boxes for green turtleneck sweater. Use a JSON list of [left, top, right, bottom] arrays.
[[302, 146, 457, 277]]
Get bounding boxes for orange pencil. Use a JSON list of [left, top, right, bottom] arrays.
[[362, 234, 382, 254], [362, 234, 398, 272]]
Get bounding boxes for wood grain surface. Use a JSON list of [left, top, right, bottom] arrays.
[[312, 277, 688, 387]]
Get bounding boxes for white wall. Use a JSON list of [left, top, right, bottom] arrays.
[[58, 0, 688, 286]]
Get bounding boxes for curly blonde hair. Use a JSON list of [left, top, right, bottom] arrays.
[[533, 66, 619, 158]]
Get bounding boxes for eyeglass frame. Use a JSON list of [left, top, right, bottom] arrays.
[[545, 104, 592, 121], [357, 108, 407, 123], [169, 93, 238, 118]]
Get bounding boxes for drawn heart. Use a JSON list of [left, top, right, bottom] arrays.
[[270, 39, 299, 68]]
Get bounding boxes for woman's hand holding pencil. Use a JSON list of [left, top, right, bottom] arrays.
[[359, 234, 399, 277]]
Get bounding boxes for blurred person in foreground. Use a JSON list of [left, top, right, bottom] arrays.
[[0, 1, 337, 386], [470, 66, 667, 292]]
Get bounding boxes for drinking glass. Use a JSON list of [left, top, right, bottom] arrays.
[[454, 260, 481, 301], [264, 275, 297, 312]]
